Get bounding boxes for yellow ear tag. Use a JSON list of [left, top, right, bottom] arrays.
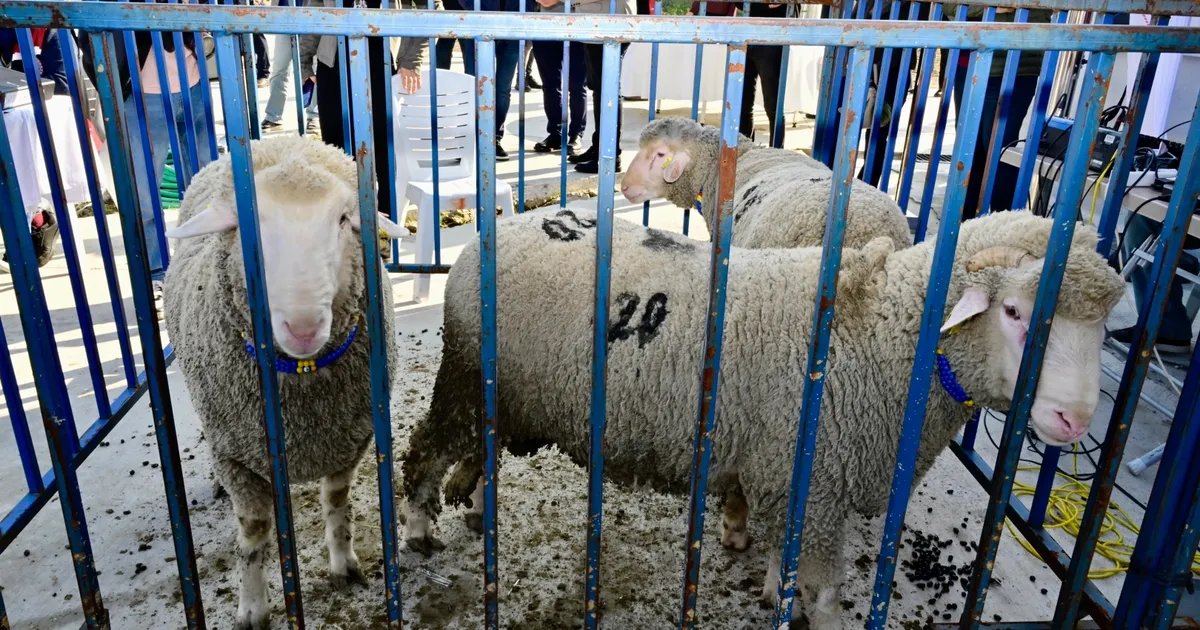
[[662, 155, 673, 167]]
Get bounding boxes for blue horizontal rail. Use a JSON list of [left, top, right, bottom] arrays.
[[4, 4, 1200, 50]]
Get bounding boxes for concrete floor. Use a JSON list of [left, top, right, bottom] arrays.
[[0, 45, 1193, 629]]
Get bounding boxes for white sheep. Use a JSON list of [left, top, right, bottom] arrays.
[[162, 134, 408, 630], [399, 208, 1123, 628], [620, 117, 913, 252]]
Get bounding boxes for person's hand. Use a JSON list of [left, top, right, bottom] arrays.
[[768, 3, 782, 7], [396, 67, 421, 94], [535, 0, 560, 8]]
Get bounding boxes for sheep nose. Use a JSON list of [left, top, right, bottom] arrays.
[[284, 319, 321, 346], [1053, 408, 1089, 440]]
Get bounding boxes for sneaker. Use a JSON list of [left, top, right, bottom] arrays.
[[261, 119, 283, 130], [534, 135, 561, 153], [306, 117, 319, 134], [30, 210, 59, 268], [574, 156, 620, 175], [257, 78, 269, 89], [1108, 326, 1192, 355], [568, 146, 597, 164], [152, 280, 165, 320], [495, 144, 510, 162]]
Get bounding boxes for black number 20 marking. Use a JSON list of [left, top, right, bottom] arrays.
[[542, 210, 599, 242], [607, 292, 669, 348]]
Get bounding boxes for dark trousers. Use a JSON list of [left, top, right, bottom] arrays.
[[434, 38, 521, 140], [316, 36, 394, 216], [950, 72, 1039, 219], [252, 33, 269, 79], [741, 45, 784, 147], [532, 40, 587, 140], [583, 42, 630, 156], [862, 46, 911, 187]]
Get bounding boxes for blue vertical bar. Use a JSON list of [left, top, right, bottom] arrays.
[[961, 51, 1117, 629], [773, 46, 871, 627], [192, 0, 220, 161], [1149, 463, 1200, 629], [65, 30, 137, 390], [474, 38, 501, 630], [915, 3, 971, 243], [518, 35, 527, 213], [976, 9, 1029, 217], [1012, 10, 1068, 211], [878, 0, 919, 194], [236, 4, 261, 143], [1095, 17, 1169, 255], [337, 37, 353, 154], [1027, 447, 1061, 529], [679, 45, 745, 630], [894, 2, 944, 212], [346, 36, 403, 628], [378, 0, 401, 266], [288, 0, 308, 133], [771, 2, 792, 149], [559, 0, 573, 209], [1112, 345, 1200, 627], [812, 1, 853, 166], [867, 46, 994, 630], [426, 0, 443, 265], [643, 0, 661, 226], [14, 29, 111, 422], [170, 16, 201, 182], [212, 34, 305, 629], [0, 316, 42, 493], [860, 0, 897, 182], [149, 31, 190, 195], [583, 40, 623, 630], [88, 27, 209, 630], [1050, 59, 1191, 629], [117, 22, 172, 271], [690, 1, 706, 123], [0, 73, 107, 630]]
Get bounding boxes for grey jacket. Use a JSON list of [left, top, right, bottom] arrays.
[[550, 0, 635, 16], [298, 0, 431, 80]]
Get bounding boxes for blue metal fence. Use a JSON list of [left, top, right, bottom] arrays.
[[1, 0, 1200, 628]]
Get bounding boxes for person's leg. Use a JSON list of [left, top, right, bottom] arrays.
[[188, 81, 215, 171], [532, 40, 564, 142], [125, 92, 170, 276], [264, 33, 296, 124], [987, 74, 1038, 212], [577, 43, 602, 162], [862, 46, 906, 186], [253, 33, 270, 80], [567, 42, 587, 142], [435, 38, 456, 71], [367, 36, 395, 215], [739, 53, 760, 140], [754, 45, 784, 148], [493, 40, 520, 142], [460, 39, 476, 76], [317, 60, 345, 152], [949, 66, 1000, 220], [1119, 215, 1194, 348]]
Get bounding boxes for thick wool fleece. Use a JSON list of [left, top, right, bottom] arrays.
[[639, 117, 912, 251], [163, 134, 397, 495], [401, 208, 1123, 606]]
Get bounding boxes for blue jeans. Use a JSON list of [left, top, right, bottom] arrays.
[[435, 38, 521, 140], [264, 32, 319, 123], [951, 71, 1039, 219], [1121, 214, 1196, 340], [531, 40, 587, 140], [124, 81, 213, 278]]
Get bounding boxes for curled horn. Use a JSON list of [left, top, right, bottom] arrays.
[[965, 246, 1036, 273]]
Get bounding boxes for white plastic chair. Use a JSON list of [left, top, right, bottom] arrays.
[[392, 69, 515, 302]]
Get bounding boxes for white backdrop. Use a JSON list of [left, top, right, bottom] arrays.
[[620, 43, 824, 116]]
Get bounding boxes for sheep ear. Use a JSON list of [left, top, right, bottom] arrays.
[[940, 287, 990, 333], [166, 205, 238, 239], [350, 211, 411, 239], [662, 150, 691, 183]]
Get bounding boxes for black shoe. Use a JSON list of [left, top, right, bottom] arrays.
[[574, 156, 620, 174], [564, 136, 581, 156], [1109, 326, 1193, 355], [527, 74, 541, 90], [534, 135, 561, 153], [31, 210, 59, 268], [568, 146, 597, 164], [495, 143, 510, 162], [261, 119, 283, 130]]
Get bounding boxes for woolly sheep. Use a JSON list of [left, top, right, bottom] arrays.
[[399, 208, 1123, 627], [162, 134, 408, 630], [620, 117, 913, 252]]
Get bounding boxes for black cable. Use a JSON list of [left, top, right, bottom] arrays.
[[1115, 194, 1174, 265]]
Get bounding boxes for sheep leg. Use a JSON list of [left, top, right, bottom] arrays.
[[399, 413, 463, 556], [759, 538, 844, 629], [322, 465, 365, 585], [219, 460, 274, 630], [720, 485, 751, 552], [463, 475, 485, 535]]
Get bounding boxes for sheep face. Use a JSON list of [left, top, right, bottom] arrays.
[[941, 246, 1121, 447], [167, 160, 408, 359], [621, 137, 691, 203]]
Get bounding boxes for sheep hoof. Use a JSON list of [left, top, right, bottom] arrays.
[[463, 512, 484, 535], [721, 534, 751, 553], [213, 482, 228, 500], [405, 535, 446, 557], [232, 613, 270, 630], [332, 565, 368, 588]]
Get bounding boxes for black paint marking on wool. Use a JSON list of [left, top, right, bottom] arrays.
[[735, 182, 766, 222], [556, 209, 597, 229], [543, 218, 583, 242], [608, 293, 641, 344], [637, 293, 669, 348], [642, 228, 695, 252]]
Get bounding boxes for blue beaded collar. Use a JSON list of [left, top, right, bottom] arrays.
[[936, 325, 974, 408], [241, 316, 360, 375]]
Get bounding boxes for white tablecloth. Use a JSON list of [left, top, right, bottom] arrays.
[[3, 96, 90, 220], [621, 43, 824, 116]]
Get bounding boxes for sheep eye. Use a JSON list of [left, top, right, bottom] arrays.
[[339, 214, 350, 227], [1003, 305, 1020, 320]]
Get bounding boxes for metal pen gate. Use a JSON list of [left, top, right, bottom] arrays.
[[0, 0, 1199, 627]]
